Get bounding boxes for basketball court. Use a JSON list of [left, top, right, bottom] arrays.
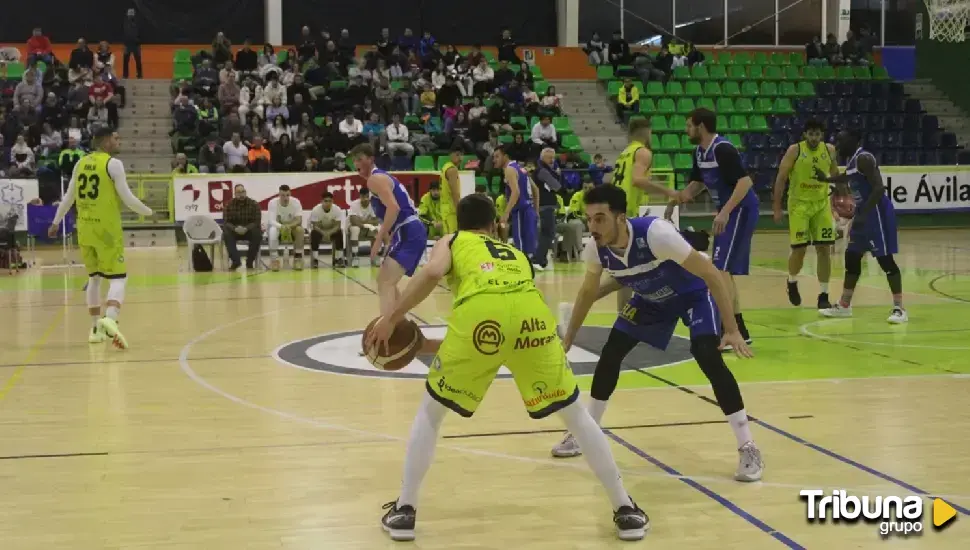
[[1, 229, 968, 549]]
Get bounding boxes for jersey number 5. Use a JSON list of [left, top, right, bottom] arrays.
[[77, 174, 101, 200], [485, 240, 517, 261]]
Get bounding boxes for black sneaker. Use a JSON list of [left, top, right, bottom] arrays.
[[614, 500, 649, 541], [786, 280, 802, 306], [311, 258, 319, 269], [381, 500, 416, 541], [817, 292, 832, 309]]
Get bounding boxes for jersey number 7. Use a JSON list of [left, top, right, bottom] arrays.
[[485, 240, 517, 261], [77, 174, 101, 200]]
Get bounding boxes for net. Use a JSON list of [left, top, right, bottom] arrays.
[[923, 0, 970, 42]]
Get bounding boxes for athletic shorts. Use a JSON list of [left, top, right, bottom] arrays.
[[613, 290, 721, 350], [789, 199, 835, 247], [386, 218, 428, 276], [80, 244, 127, 278], [847, 199, 898, 257], [441, 210, 458, 234], [426, 289, 579, 419], [712, 203, 757, 275], [509, 206, 538, 258]]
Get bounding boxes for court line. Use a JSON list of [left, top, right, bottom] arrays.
[[0, 307, 66, 403], [631, 368, 970, 516], [0, 452, 109, 461], [614, 372, 969, 393], [928, 272, 970, 303], [799, 319, 970, 351], [608, 431, 805, 549], [0, 353, 272, 369]]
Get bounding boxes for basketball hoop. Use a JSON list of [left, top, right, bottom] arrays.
[[923, 0, 970, 42]]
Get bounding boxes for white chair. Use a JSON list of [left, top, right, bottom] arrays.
[[183, 214, 224, 271]]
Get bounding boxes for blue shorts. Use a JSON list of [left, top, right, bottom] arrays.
[[613, 290, 721, 350], [387, 219, 428, 276], [847, 199, 898, 257], [712, 203, 757, 275], [509, 206, 538, 258]]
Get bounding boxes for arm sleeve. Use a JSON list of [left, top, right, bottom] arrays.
[[689, 152, 701, 182], [582, 240, 604, 274], [107, 158, 153, 216], [645, 219, 693, 265], [52, 163, 81, 225], [712, 143, 747, 188]]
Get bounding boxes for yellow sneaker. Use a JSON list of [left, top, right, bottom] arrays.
[[270, 258, 281, 272], [88, 325, 106, 344], [97, 317, 129, 350]]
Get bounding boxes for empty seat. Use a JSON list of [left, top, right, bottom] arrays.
[[735, 98, 755, 113], [725, 133, 744, 149], [882, 150, 901, 165], [695, 97, 716, 111], [902, 131, 922, 148], [731, 115, 750, 131], [853, 98, 871, 113], [887, 98, 905, 112], [753, 52, 769, 65], [785, 66, 802, 80], [836, 98, 853, 113], [941, 132, 959, 148], [885, 114, 904, 130], [654, 153, 674, 170], [669, 114, 687, 129], [774, 98, 794, 115], [672, 66, 691, 80], [657, 98, 676, 115], [853, 66, 872, 80], [868, 115, 886, 131], [666, 81, 685, 96], [735, 52, 753, 65], [709, 65, 728, 80], [816, 82, 835, 96], [716, 97, 736, 114], [884, 132, 903, 148], [872, 66, 890, 80], [923, 131, 942, 149], [795, 81, 815, 96], [747, 133, 767, 150], [750, 115, 770, 132], [684, 80, 704, 96], [741, 81, 760, 97], [903, 115, 922, 131], [754, 98, 773, 114], [905, 99, 922, 114], [650, 115, 669, 131], [677, 97, 695, 114], [770, 52, 788, 65], [747, 65, 765, 79], [764, 65, 783, 80], [772, 116, 792, 132], [704, 81, 722, 96], [692, 64, 710, 79], [761, 81, 779, 96], [922, 115, 940, 133], [767, 133, 788, 150], [722, 80, 742, 96], [659, 134, 681, 152], [717, 51, 734, 65], [674, 153, 693, 170], [646, 81, 665, 97]]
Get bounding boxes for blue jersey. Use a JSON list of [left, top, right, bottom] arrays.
[[595, 217, 707, 305], [503, 161, 533, 211], [369, 169, 419, 231], [693, 135, 758, 210], [845, 147, 891, 209]]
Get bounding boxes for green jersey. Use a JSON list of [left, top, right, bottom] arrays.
[[789, 141, 832, 204], [447, 231, 537, 307], [614, 140, 650, 218], [74, 151, 123, 248]]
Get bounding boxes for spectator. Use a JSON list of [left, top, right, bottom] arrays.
[[498, 29, 521, 64], [67, 80, 90, 119], [293, 112, 318, 142], [235, 39, 259, 77], [218, 74, 241, 115], [453, 59, 474, 95], [468, 96, 487, 120], [398, 28, 417, 54], [615, 78, 640, 123], [288, 93, 312, 127], [88, 68, 119, 128], [493, 60, 515, 89], [516, 62, 535, 90], [10, 135, 36, 177], [685, 42, 705, 66], [194, 59, 220, 97], [442, 44, 461, 68], [95, 41, 116, 72], [266, 97, 289, 129], [220, 112, 244, 142], [267, 184, 305, 271], [40, 92, 66, 129], [487, 95, 513, 133], [608, 30, 632, 71], [223, 132, 249, 170], [98, 60, 126, 107], [533, 147, 563, 270], [309, 191, 346, 267], [338, 29, 355, 59], [269, 115, 290, 143], [376, 28, 395, 59], [64, 116, 89, 146], [531, 115, 558, 151], [123, 8, 143, 78], [564, 179, 594, 257], [653, 46, 673, 77], [858, 27, 876, 60], [472, 59, 494, 95], [172, 152, 198, 174], [0, 135, 8, 177], [223, 184, 263, 270], [212, 32, 233, 67], [244, 116, 269, 147], [197, 135, 226, 173], [13, 99, 38, 131], [219, 62, 238, 85], [373, 78, 396, 121], [87, 98, 109, 132], [841, 31, 867, 65], [823, 33, 843, 65], [362, 112, 385, 149], [58, 137, 84, 176], [507, 132, 530, 162], [419, 83, 436, 114], [238, 77, 265, 119], [248, 136, 272, 171], [338, 112, 366, 150], [13, 70, 43, 112], [26, 28, 54, 68], [466, 44, 485, 67], [418, 182, 445, 239], [431, 60, 448, 90], [271, 133, 298, 171], [588, 153, 613, 185], [69, 39, 95, 84], [444, 110, 472, 152], [37, 123, 63, 158], [806, 36, 824, 64], [297, 26, 317, 62], [262, 73, 287, 106], [585, 32, 606, 65], [385, 114, 414, 157], [258, 43, 278, 72], [347, 187, 379, 266]]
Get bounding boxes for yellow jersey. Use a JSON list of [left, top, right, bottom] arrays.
[[73, 151, 123, 248], [447, 231, 537, 307], [789, 141, 832, 204], [614, 140, 650, 218]]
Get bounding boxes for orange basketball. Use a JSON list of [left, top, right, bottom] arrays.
[[362, 317, 424, 371], [833, 195, 856, 219]]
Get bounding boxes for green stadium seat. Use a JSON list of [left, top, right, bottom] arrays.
[[646, 81, 665, 97], [749, 115, 769, 132], [872, 66, 890, 80], [753, 52, 769, 65], [716, 97, 736, 114], [691, 64, 710, 79], [717, 115, 730, 131], [414, 156, 435, 171], [659, 134, 680, 152], [639, 98, 657, 114], [735, 98, 754, 113], [314, 116, 325, 126], [784, 66, 801, 80], [818, 65, 836, 79], [801, 66, 819, 80], [730, 115, 750, 132], [607, 80, 622, 96], [654, 153, 673, 171], [789, 52, 805, 65], [770, 52, 788, 65], [597, 65, 615, 81], [728, 65, 746, 80], [774, 98, 794, 114], [650, 134, 661, 151], [778, 81, 797, 96], [678, 134, 693, 152], [529, 116, 541, 128], [669, 114, 687, 130], [530, 65, 543, 78], [657, 98, 676, 115], [666, 81, 685, 96], [390, 80, 404, 91], [498, 135, 514, 144], [685, 80, 704, 96], [483, 51, 496, 63], [734, 52, 753, 65], [552, 117, 573, 135], [703, 81, 722, 96], [276, 50, 288, 64], [741, 81, 759, 96], [747, 65, 764, 79], [578, 152, 592, 164], [617, 65, 635, 73], [836, 66, 854, 79], [676, 98, 695, 114], [717, 51, 734, 65], [722, 81, 741, 96], [651, 115, 669, 132], [330, 80, 348, 88], [672, 65, 691, 80], [510, 116, 528, 128], [674, 153, 693, 171], [5, 62, 25, 80], [753, 98, 773, 113], [562, 134, 582, 152], [404, 114, 421, 126], [173, 63, 193, 81], [173, 49, 192, 63], [725, 133, 744, 150], [709, 65, 728, 80], [853, 66, 871, 79], [761, 81, 779, 96], [764, 65, 783, 80], [534, 81, 549, 95], [695, 97, 716, 111], [795, 81, 815, 96]]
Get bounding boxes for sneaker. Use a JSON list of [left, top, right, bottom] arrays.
[[887, 307, 908, 324], [786, 280, 802, 306], [381, 500, 416, 541], [351, 257, 360, 267], [613, 501, 649, 541], [819, 303, 852, 318], [97, 317, 128, 350], [311, 258, 319, 269], [532, 263, 546, 272], [817, 292, 832, 310], [88, 325, 106, 344], [270, 258, 281, 272], [551, 432, 582, 458], [335, 258, 347, 268], [293, 257, 304, 271], [229, 260, 242, 271], [734, 441, 764, 482]]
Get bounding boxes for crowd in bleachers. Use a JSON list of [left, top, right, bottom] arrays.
[[1, 27, 125, 179]]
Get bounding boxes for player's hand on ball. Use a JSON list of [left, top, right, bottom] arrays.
[[813, 167, 829, 181], [47, 224, 59, 238], [366, 316, 395, 354], [719, 331, 753, 358], [712, 210, 729, 236]]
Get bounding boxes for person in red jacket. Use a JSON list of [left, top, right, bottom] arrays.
[[26, 28, 54, 68]]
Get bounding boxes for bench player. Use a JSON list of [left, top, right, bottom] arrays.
[[772, 119, 839, 309], [48, 127, 153, 348], [366, 194, 649, 542], [549, 185, 764, 483]]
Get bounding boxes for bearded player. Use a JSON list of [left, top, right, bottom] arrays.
[[772, 119, 840, 309], [48, 127, 153, 348], [367, 193, 648, 542]]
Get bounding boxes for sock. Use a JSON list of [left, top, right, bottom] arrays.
[[588, 398, 608, 426], [727, 409, 753, 448], [893, 294, 903, 308], [558, 402, 633, 510], [312, 251, 319, 260], [787, 275, 796, 283], [840, 288, 855, 308], [734, 313, 749, 340], [398, 393, 447, 508], [335, 250, 343, 260], [820, 282, 829, 293], [91, 314, 100, 328], [106, 306, 120, 320]]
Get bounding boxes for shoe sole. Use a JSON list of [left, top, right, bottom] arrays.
[[551, 449, 582, 458], [818, 310, 851, 318], [887, 318, 908, 324], [734, 470, 764, 482], [381, 522, 415, 541], [616, 520, 650, 541]]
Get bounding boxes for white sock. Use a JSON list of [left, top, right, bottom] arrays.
[[787, 275, 797, 283], [558, 402, 632, 510], [398, 393, 447, 508], [820, 282, 829, 293], [91, 314, 100, 328], [335, 250, 343, 260], [588, 397, 608, 426], [727, 409, 753, 448], [312, 251, 319, 260], [106, 306, 120, 320]]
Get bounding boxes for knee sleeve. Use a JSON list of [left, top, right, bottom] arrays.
[[690, 335, 744, 415], [589, 328, 639, 402], [106, 277, 126, 305], [844, 250, 864, 276], [86, 276, 101, 308], [876, 254, 899, 276]]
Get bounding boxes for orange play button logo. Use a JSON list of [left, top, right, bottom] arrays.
[[933, 498, 957, 529]]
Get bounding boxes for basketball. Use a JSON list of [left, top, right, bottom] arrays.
[[833, 195, 855, 219], [362, 317, 424, 371]]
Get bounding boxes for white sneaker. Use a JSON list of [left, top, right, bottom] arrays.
[[532, 263, 545, 272], [551, 432, 582, 458], [88, 325, 106, 344], [887, 307, 908, 324], [819, 303, 852, 318], [734, 441, 764, 482]]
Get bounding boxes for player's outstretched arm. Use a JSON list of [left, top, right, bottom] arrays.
[[50, 164, 81, 233], [631, 148, 676, 198], [595, 276, 623, 300], [107, 159, 153, 217]]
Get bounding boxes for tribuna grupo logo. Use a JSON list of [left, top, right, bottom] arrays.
[[800, 489, 958, 537]]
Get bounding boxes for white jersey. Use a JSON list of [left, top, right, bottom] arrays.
[[348, 198, 377, 221], [268, 196, 303, 227], [309, 203, 345, 227]]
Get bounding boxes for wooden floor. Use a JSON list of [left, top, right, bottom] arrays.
[[2, 230, 969, 549]]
